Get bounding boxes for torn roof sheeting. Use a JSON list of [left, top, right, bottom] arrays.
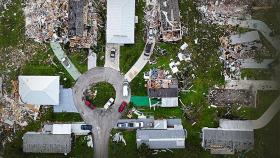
[[106, 0, 135, 44], [19, 76, 60, 105]]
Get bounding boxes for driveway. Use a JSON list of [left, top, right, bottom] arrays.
[[125, 38, 156, 82], [50, 41, 81, 80], [72, 67, 130, 158], [104, 43, 120, 71]]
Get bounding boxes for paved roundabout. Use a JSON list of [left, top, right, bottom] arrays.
[[73, 67, 131, 158]]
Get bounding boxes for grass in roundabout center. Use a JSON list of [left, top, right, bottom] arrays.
[[85, 82, 116, 108]]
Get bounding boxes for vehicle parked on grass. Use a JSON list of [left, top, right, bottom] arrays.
[[61, 57, 71, 68], [81, 125, 92, 130], [122, 80, 129, 97], [104, 98, 114, 110], [84, 100, 96, 110], [118, 101, 128, 112]]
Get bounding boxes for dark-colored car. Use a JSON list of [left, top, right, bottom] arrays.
[[118, 101, 128, 113], [81, 125, 92, 130], [84, 100, 96, 110], [144, 42, 153, 56]]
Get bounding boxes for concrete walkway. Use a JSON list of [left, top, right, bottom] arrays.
[[50, 42, 81, 80], [225, 80, 279, 90], [252, 95, 280, 129], [240, 59, 274, 69], [219, 95, 280, 130], [225, 19, 280, 52], [125, 38, 156, 82]]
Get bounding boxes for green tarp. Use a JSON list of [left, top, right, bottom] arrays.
[[131, 96, 159, 107]]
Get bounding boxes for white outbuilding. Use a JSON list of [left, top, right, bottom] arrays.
[[106, 0, 135, 44], [19, 76, 60, 105]]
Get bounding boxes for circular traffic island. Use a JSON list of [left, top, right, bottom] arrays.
[[84, 82, 116, 108]]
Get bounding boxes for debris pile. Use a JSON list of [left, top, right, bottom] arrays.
[[0, 0, 11, 10], [0, 95, 40, 128], [112, 132, 126, 145], [208, 88, 256, 107], [158, 0, 182, 42], [197, 0, 252, 25], [218, 31, 267, 80], [24, 0, 98, 48], [145, 0, 160, 30]]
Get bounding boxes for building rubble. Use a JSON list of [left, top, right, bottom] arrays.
[[218, 31, 268, 80], [112, 132, 126, 145], [0, 0, 11, 11], [208, 88, 256, 107], [0, 95, 40, 128], [197, 0, 252, 25], [24, 0, 98, 48]]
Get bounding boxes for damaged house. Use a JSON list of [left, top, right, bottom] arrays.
[[159, 0, 182, 42], [147, 69, 179, 107], [68, 0, 98, 48]]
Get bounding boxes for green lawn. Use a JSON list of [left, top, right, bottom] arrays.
[[0, 0, 24, 48], [89, 82, 116, 107], [68, 50, 88, 73], [20, 44, 75, 88]]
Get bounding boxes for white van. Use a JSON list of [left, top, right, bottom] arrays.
[[123, 80, 129, 97]]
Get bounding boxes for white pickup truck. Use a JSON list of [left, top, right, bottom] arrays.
[[104, 98, 114, 110]]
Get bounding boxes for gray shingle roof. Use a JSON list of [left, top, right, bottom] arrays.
[[136, 129, 186, 149], [23, 132, 71, 154], [202, 128, 254, 152]]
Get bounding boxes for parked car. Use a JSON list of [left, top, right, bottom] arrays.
[[81, 125, 92, 130], [104, 98, 114, 110], [118, 101, 128, 112], [110, 48, 116, 60], [122, 80, 129, 97], [84, 100, 96, 110], [128, 122, 144, 128], [117, 122, 128, 128], [61, 57, 71, 68], [117, 121, 144, 128], [148, 28, 154, 41], [144, 42, 153, 56]]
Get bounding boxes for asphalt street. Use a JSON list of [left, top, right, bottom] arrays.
[[72, 67, 130, 158]]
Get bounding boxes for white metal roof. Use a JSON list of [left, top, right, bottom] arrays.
[[161, 97, 178, 107], [106, 0, 135, 44], [52, 124, 72, 134], [19, 76, 60, 105]]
